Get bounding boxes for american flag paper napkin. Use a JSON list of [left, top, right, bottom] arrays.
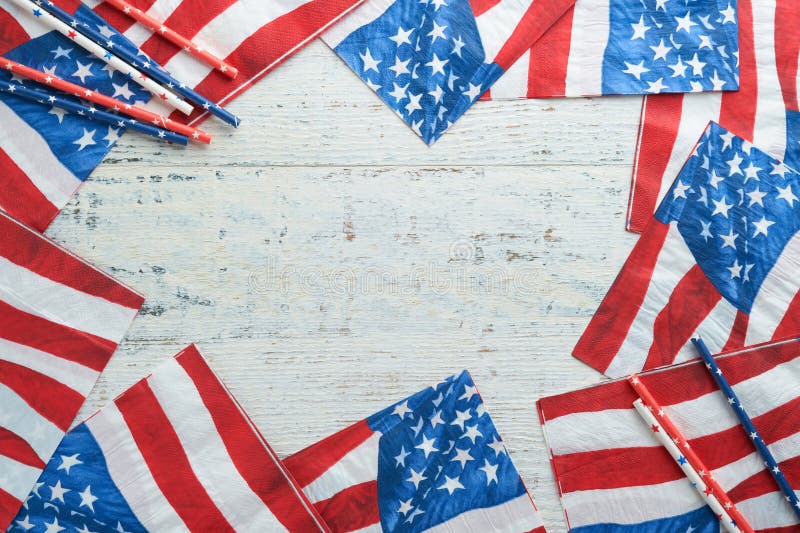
[[575, 121, 800, 377], [0, 211, 143, 529], [10, 345, 330, 533], [626, 0, 800, 232], [537, 338, 800, 532], [321, 0, 575, 144], [486, 0, 740, 99], [283, 370, 546, 533], [0, 3, 150, 231]]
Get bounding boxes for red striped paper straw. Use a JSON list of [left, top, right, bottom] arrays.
[[104, 0, 238, 79], [628, 375, 753, 533], [1, 57, 211, 144]]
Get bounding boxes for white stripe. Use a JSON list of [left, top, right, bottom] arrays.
[[0, 101, 77, 209], [159, 0, 313, 90], [548, 353, 800, 456], [488, 50, 530, 99], [424, 493, 543, 532], [745, 231, 800, 345], [147, 358, 288, 532], [751, 0, 787, 159], [322, 0, 392, 49], [0, 454, 42, 501], [86, 404, 190, 532], [711, 431, 800, 493], [653, 95, 723, 211], [562, 479, 705, 528], [563, 0, 609, 97], [605, 223, 697, 377], [737, 491, 800, 530], [0, 3, 48, 39], [302, 431, 381, 504], [0, 337, 99, 397], [0, 384, 63, 462], [0, 256, 138, 343], [348, 525, 382, 533], [473, 0, 534, 64], [679, 296, 738, 361]]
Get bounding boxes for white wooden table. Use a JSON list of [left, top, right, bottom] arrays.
[[49, 40, 644, 532]]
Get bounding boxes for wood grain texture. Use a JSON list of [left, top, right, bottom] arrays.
[[44, 40, 645, 532]]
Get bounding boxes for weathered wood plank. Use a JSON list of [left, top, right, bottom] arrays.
[[45, 40, 646, 532]]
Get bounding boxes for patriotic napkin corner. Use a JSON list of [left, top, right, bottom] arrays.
[[537, 337, 800, 532], [627, 0, 800, 233], [283, 369, 546, 532], [10, 344, 330, 533], [322, 0, 575, 144], [0, 211, 143, 530], [488, 0, 741, 99], [0, 2, 150, 231], [575, 120, 800, 378]]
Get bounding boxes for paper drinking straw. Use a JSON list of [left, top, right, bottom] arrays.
[[631, 399, 748, 533], [0, 77, 188, 145], [692, 338, 800, 521], [2, 57, 211, 143], [629, 375, 754, 533], [7, 0, 193, 115], [35, 0, 242, 127], [104, 0, 238, 79]]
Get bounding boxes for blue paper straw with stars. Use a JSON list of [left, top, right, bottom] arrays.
[[30, 0, 241, 127], [0, 78, 188, 145], [692, 337, 800, 521]]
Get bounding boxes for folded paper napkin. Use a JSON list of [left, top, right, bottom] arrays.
[[575, 121, 800, 377], [9, 345, 330, 533], [284, 370, 546, 532], [0, 211, 143, 530], [486, 0, 740, 99], [538, 338, 800, 532]]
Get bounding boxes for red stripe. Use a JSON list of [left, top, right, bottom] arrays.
[[770, 291, 800, 341], [718, 0, 756, 140], [722, 310, 750, 352], [729, 456, 800, 505], [174, 345, 328, 532], [168, 0, 367, 126], [0, 427, 44, 470], [545, 340, 800, 421], [469, 0, 501, 17], [51, 0, 84, 14], [0, 213, 144, 310], [553, 446, 683, 493], [573, 220, 671, 374], [314, 481, 380, 533], [527, 527, 547, 533], [139, 0, 237, 66], [92, 0, 159, 34], [0, 7, 30, 55], [774, 2, 800, 111], [0, 360, 84, 431], [526, 6, 574, 98], [627, 94, 684, 233], [642, 264, 722, 371], [0, 148, 60, 233], [116, 379, 235, 532], [492, 0, 575, 71], [0, 300, 117, 372], [284, 420, 375, 488], [0, 487, 22, 533]]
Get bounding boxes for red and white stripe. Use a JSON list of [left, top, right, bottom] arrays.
[[573, 216, 800, 378], [627, 0, 800, 232], [0, 211, 143, 530], [538, 339, 800, 531], [79, 0, 369, 126], [83, 345, 329, 532], [283, 415, 546, 533]]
